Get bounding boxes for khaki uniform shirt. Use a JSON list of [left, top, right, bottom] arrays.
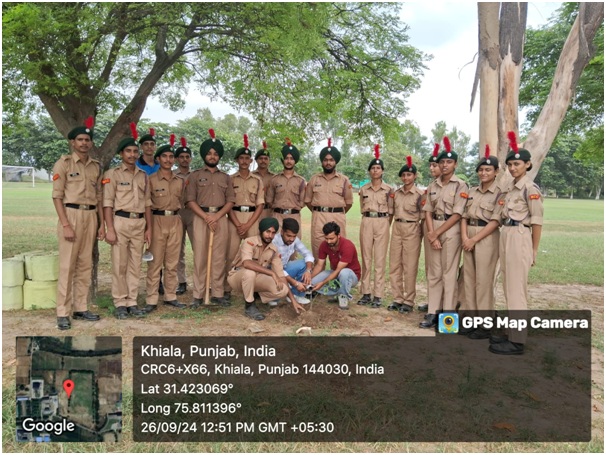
[[463, 181, 504, 223], [423, 175, 469, 216], [266, 172, 306, 209], [231, 235, 285, 276], [52, 154, 102, 205], [502, 175, 544, 226], [393, 185, 424, 221], [359, 182, 394, 214], [304, 172, 354, 208], [149, 171, 184, 211], [185, 166, 236, 207], [231, 171, 264, 207], [253, 170, 275, 205], [102, 164, 151, 212], [174, 169, 191, 208]]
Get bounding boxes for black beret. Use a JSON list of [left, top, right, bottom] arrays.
[[116, 138, 139, 154], [154, 144, 175, 159]]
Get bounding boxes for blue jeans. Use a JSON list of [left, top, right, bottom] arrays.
[[311, 269, 359, 300], [284, 259, 307, 297]]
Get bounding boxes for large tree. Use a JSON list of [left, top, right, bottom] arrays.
[[3, 2, 428, 169]]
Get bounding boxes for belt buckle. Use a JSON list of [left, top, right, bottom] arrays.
[[209, 206, 218, 213], [241, 206, 250, 213], [283, 209, 291, 215], [129, 212, 138, 219], [78, 204, 88, 210], [165, 210, 174, 216], [321, 207, 329, 212], [369, 211, 378, 218]]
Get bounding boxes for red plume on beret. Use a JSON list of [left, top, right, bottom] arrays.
[[150, 128, 155, 137], [285, 137, 292, 147], [406, 155, 413, 168], [262, 140, 267, 150], [170, 134, 176, 148], [84, 116, 94, 130], [432, 143, 440, 157], [507, 131, 518, 152], [180, 136, 187, 148], [443, 136, 452, 153], [208, 128, 216, 140], [243, 134, 249, 149], [129, 122, 138, 141], [374, 144, 380, 160], [328, 137, 332, 148], [485, 144, 490, 159]]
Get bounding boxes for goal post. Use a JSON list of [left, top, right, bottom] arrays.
[[2, 165, 36, 187]]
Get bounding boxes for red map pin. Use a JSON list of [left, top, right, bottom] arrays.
[[63, 379, 74, 399]]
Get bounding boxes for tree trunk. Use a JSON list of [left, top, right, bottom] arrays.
[[525, 3, 604, 180], [596, 183, 602, 200]]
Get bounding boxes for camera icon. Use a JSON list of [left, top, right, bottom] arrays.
[[438, 313, 459, 334]]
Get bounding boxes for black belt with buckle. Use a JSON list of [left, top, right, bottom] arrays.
[[395, 218, 418, 223], [200, 206, 224, 213], [274, 208, 300, 215], [504, 218, 529, 227], [65, 203, 96, 210], [233, 205, 256, 213], [263, 203, 271, 209], [115, 210, 144, 219], [313, 206, 344, 213], [152, 209, 179, 216], [433, 214, 451, 221], [363, 212, 389, 218], [467, 218, 488, 227]]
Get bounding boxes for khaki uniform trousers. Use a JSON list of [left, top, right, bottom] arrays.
[[423, 221, 441, 308], [192, 214, 229, 299], [227, 268, 289, 303], [389, 221, 422, 305], [311, 211, 346, 259], [500, 225, 532, 344], [426, 219, 462, 314], [177, 208, 195, 284], [224, 211, 258, 293], [461, 226, 499, 317], [56, 208, 97, 317], [146, 215, 183, 305], [273, 212, 303, 239], [111, 216, 146, 308], [359, 217, 390, 298]]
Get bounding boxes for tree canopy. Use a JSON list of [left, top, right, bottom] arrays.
[[3, 2, 428, 168]]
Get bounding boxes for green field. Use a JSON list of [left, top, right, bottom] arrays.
[[2, 182, 603, 286]]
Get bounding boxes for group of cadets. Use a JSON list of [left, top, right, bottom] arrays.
[[53, 118, 543, 355]]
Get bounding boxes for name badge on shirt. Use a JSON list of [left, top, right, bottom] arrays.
[[119, 182, 131, 186], [68, 172, 80, 177]]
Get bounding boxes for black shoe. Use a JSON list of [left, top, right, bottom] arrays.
[[419, 313, 438, 329], [57, 317, 71, 330], [127, 306, 146, 318], [357, 294, 371, 305], [398, 303, 413, 314], [115, 307, 128, 320], [210, 296, 231, 307], [417, 303, 428, 312], [164, 300, 187, 309], [73, 311, 100, 321], [489, 340, 524, 355], [253, 292, 261, 300], [191, 298, 203, 309], [223, 292, 232, 302], [387, 302, 401, 311], [468, 328, 490, 339], [489, 333, 508, 344], [176, 282, 187, 295], [141, 304, 157, 313], [158, 282, 165, 295], [245, 304, 265, 321], [370, 297, 382, 308]]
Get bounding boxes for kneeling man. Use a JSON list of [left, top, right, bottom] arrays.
[[227, 217, 305, 321]]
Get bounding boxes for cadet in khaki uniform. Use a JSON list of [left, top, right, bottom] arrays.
[[266, 139, 306, 235], [185, 129, 235, 307], [357, 145, 393, 308], [420, 137, 469, 328], [253, 142, 275, 220], [52, 117, 104, 330], [388, 156, 424, 313], [224, 135, 265, 297], [459, 146, 503, 338], [174, 137, 194, 295], [227, 218, 305, 320], [143, 139, 186, 313], [103, 124, 152, 319], [418, 144, 442, 313], [490, 132, 543, 355], [304, 138, 354, 258]]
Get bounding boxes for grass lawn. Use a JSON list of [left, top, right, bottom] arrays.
[[3, 182, 603, 286]]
